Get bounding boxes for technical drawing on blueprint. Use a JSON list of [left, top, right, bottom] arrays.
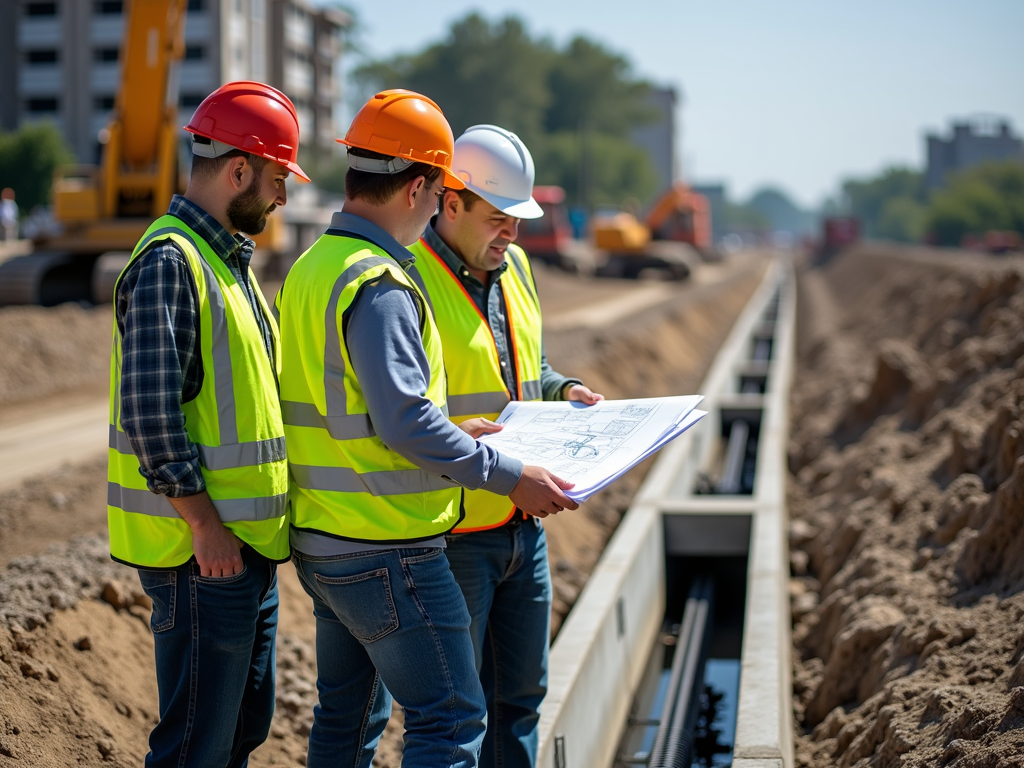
[[479, 396, 706, 500]]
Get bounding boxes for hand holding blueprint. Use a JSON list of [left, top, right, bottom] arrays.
[[479, 396, 707, 502]]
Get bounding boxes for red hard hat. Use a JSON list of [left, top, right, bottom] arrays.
[[185, 81, 309, 182]]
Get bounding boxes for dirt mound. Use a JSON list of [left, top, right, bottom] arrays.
[[0, 304, 111, 409], [789, 244, 1024, 767]]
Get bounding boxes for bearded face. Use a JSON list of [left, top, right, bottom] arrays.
[[227, 172, 276, 235]]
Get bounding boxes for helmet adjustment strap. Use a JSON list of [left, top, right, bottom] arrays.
[[347, 153, 415, 175]]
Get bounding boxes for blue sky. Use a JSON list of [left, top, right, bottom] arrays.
[[329, 0, 1024, 208]]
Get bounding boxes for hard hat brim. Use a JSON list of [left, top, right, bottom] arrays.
[[473, 188, 544, 219], [283, 159, 311, 183], [442, 169, 467, 191]]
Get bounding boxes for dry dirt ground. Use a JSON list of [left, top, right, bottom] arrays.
[[789, 244, 1024, 768], [0, 255, 766, 767]]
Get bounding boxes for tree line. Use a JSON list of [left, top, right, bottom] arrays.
[[353, 13, 661, 210], [839, 160, 1024, 247]]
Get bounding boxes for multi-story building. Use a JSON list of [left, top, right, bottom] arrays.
[[0, 0, 349, 166], [926, 116, 1024, 191], [630, 86, 679, 203]]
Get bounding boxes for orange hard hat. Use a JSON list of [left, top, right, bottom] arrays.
[[184, 81, 309, 182], [338, 90, 465, 190]]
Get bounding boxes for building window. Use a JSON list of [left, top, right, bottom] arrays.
[[26, 49, 59, 64], [26, 97, 59, 113], [94, 0, 123, 14], [180, 93, 204, 108], [187, 0, 203, 9], [25, 2, 58, 16], [234, 0, 244, 12], [184, 45, 204, 60], [94, 95, 115, 111], [235, 47, 243, 63], [93, 47, 119, 62]]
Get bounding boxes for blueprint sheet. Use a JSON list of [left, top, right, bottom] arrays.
[[480, 395, 706, 502]]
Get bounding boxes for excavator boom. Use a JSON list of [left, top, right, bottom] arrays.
[[0, 0, 188, 306]]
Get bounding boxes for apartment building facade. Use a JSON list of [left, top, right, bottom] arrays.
[[0, 0, 349, 165]]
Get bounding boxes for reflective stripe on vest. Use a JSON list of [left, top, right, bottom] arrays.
[[107, 217, 290, 568], [408, 239, 544, 532], [278, 230, 462, 543]]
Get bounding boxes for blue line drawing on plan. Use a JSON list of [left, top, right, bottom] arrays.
[[485, 404, 658, 474]]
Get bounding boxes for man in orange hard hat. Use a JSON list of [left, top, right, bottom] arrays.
[[108, 81, 306, 767], [275, 90, 580, 767]]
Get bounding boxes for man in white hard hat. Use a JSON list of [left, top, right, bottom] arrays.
[[407, 124, 604, 768]]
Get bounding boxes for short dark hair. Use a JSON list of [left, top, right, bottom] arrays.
[[345, 147, 441, 205], [190, 148, 268, 182], [454, 187, 483, 211]]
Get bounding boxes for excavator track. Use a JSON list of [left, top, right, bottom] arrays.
[[0, 252, 96, 307]]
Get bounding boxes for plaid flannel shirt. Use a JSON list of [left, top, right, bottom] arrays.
[[115, 195, 275, 497]]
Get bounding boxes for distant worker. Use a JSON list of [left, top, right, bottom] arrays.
[[0, 188, 18, 241], [107, 81, 307, 768], [408, 124, 603, 768], [274, 90, 579, 768]]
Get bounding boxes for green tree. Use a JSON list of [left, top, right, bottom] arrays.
[[545, 36, 654, 139], [539, 131, 658, 208], [747, 187, 816, 236], [876, 196, 927, 242], [925, 161, 1024, 245], [841, 166, 926, 238], [356, 14, 553, 150], [0, 122, 74, 212], [353, 12, 659, 209], [722, 202, 769, 233]]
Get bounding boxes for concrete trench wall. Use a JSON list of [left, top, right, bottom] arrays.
[[537, 257, 796, 768]]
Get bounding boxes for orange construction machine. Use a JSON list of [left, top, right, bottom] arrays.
[[516, 183, 713, 279]]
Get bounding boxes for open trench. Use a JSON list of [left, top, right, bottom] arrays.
[[789, 245, 1024, 768], [0, 255, 766, 768]]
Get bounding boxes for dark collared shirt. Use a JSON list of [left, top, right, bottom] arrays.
[[115, 195, 275, 498], [421, 223, 580, 401]]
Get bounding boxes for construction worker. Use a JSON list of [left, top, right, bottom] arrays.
[[274, 90, 579, 768], [407, 124, 603, 768], [107, 81, 307, 767]]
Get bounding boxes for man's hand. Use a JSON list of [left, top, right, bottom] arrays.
[[167, 492, 243, 577], [509, 465, 579, 518], [458, 418, 504, 439], [565, 384, 604, 405]]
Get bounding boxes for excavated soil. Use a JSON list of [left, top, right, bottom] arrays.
[[0, 256, 766, 767], [789, 244, 1024, 767]]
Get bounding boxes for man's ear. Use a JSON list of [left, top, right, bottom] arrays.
[[441, 189, 460, 221], [406, 175, 427, 209], [226, 156, 248, 191]]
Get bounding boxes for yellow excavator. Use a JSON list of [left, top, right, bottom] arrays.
[[0, 0, 282, 306]]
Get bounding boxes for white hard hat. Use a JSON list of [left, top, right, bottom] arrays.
[[452, 125, 544, 220]]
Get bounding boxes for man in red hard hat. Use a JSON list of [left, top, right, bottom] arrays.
[[107, 81, 306, 768], [276, 90, 579, 767]]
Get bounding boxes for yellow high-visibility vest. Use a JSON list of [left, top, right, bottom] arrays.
[[108, 216, 289, 568], [277, 228, 462, 543], [408, 239, 543, 531]]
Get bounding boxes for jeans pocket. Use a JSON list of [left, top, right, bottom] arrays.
[[399, 547, 444, 565], [195, 563, 249, 585], [138, 570, 176, 633], [315, 567, 399, 643]]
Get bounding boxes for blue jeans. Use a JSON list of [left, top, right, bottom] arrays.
[[444, 517, 551, 768], [293, 546, 486, 768], [137, 545, 279, 768]]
